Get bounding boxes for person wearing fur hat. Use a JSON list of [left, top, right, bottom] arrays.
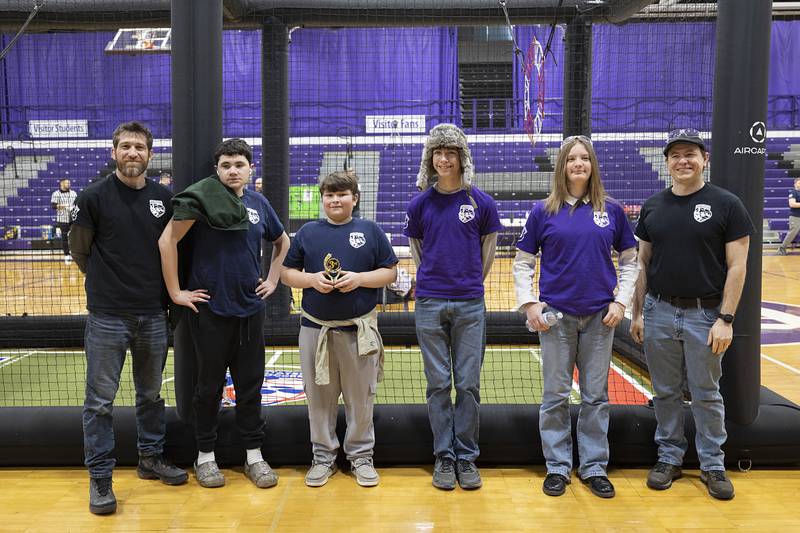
[[403, 123, 503, 491]]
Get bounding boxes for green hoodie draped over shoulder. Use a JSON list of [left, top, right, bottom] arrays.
[[171, 175, 249, 230]]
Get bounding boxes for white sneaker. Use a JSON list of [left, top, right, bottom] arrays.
[[64, 255, 73, 264], [351, 457, 379, 487], [305, 462, 337, 487]]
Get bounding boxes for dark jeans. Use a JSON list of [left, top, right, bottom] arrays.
[[57, 222, 71, 255], [189, 305, 266, 452], [82, 311, 168, 479]]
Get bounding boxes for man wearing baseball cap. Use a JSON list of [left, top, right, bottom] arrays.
[[629, 128, 754, 500]]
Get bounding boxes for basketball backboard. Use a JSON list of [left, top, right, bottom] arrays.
[[104, 28, 171, 54]]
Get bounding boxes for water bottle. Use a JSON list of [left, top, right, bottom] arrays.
[[526, 310, 563, 331]]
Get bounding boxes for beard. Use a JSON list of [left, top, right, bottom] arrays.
[[117, 160, 147, 178]]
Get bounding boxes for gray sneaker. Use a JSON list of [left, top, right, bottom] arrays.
[[456, 459, 482, 490], [89, 477, 116, 515], [432, 456, 456, 490], [137, 454, 188, 485], [779, 246, 788, 256], [244, 460, 279, 488], [647, 461, 682, 490], [700, 469, 735, 500], [351, 457, 379, 487], [305, 461, 337, 487], [194, 460, 225, 488]]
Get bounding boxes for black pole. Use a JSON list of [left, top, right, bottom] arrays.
[[171, 0, 223, 422], [562, 14, 592, 138], [711, 0, 772, 426], [261, 17, 291, 325]]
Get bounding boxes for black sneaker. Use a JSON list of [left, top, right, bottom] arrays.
[[542, 473, 569, 496], [137, 454, 189, 485], [455, 459, 482, 490], [89, 477, 116, 515], [432, 457, 456, 490], [583, 475, 615, 498], [647, 461, 682, 490], [700, 469, 735, 500]]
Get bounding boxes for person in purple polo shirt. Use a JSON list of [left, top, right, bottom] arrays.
[[513, 135, 637, 499], [404, 123, 503, 491]]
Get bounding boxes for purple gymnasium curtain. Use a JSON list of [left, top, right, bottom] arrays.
[[288, 27, 459, 136], [222, 30, 261, 138], [513, 25, 566, 134], [1, 31, 171, 139], [768, 21, 800, 130], [592, 22, 716, 133]]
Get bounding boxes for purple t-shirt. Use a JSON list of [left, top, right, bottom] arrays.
[[516, 199, 636, 316], [404, 186, 503, 299]]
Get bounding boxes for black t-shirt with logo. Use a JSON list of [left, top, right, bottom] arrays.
[[72, 174, 173, 313], [635, 183, 754, 298]]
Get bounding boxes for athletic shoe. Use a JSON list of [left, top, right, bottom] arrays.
[[456, 459, 482, 490], [351, 457, 380, 487], [432, 456, 456, 490], [194, 460, 225, 488], [582, 475, 615, 498], [305, 462, 337, 487], [542, 473, 569, 496], [244, 460, 279, 488], [646, 461, 682, 490], [137, 454, 188, 485], [89, 477, 116, 515], [779, 246, 788, 256], [700, 469, 735, 500], [64, 255, 73, 264]]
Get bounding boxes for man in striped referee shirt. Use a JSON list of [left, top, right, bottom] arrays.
[[51, 178, 77, 264]]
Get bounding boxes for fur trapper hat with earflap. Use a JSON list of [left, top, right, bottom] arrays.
[[416, 123, 475, 191]]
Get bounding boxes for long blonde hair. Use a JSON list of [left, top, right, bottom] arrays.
[[544, 137, 606, 215]]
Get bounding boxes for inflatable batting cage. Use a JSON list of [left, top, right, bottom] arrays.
[[1, 0, 799, 467]]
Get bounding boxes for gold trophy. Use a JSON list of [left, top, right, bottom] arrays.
[[323, 253, 342, 283]]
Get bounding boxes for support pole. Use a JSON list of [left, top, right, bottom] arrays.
[[261, 17, 291, 322], [562, 14, 592, 138], [171, 0, 223, 421], [711, 0, 772, 425]]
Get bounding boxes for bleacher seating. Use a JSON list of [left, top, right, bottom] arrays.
[[2, 137, 798, 250]]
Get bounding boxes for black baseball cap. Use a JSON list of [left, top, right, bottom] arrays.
[[664, 128, 706, 156]]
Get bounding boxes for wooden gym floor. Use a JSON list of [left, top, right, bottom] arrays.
[[1, 253, 799, 531]]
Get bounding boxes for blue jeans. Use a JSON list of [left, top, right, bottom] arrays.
[[538, 307, 613, 479], [415, 297, 486, 462], [82, 311, 168, 479], [643, 294, 726, 471]]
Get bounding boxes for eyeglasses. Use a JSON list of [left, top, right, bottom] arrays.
[[560, 135, 592, 148], [667, 128, 701, 140]]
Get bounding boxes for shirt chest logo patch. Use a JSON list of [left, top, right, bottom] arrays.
[[247, 207, 260, 224], [458, 204, 475, 223], [693, 203, 712, 223], [593, 211, 610, 228], [70, 205, 80, 221], [349, 231, 366, 248], [149, 200, 165, 218]]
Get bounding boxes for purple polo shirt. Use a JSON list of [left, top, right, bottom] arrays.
[[404, 186, 502, 299], [516, 199, 636, 316]]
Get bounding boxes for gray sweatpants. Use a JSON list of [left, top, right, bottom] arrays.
[[299, 325, 379, 464], [782, 215, 800, 248]]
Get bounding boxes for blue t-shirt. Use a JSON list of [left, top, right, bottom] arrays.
[[516, 199, 636, 316], [403, 186, 503, 299], [790, 189, 800, 217], [283, 218, 398, 321], [187, 189, 284, 317]]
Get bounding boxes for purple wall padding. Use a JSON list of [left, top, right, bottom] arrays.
[[769, 21, 800, 129]]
